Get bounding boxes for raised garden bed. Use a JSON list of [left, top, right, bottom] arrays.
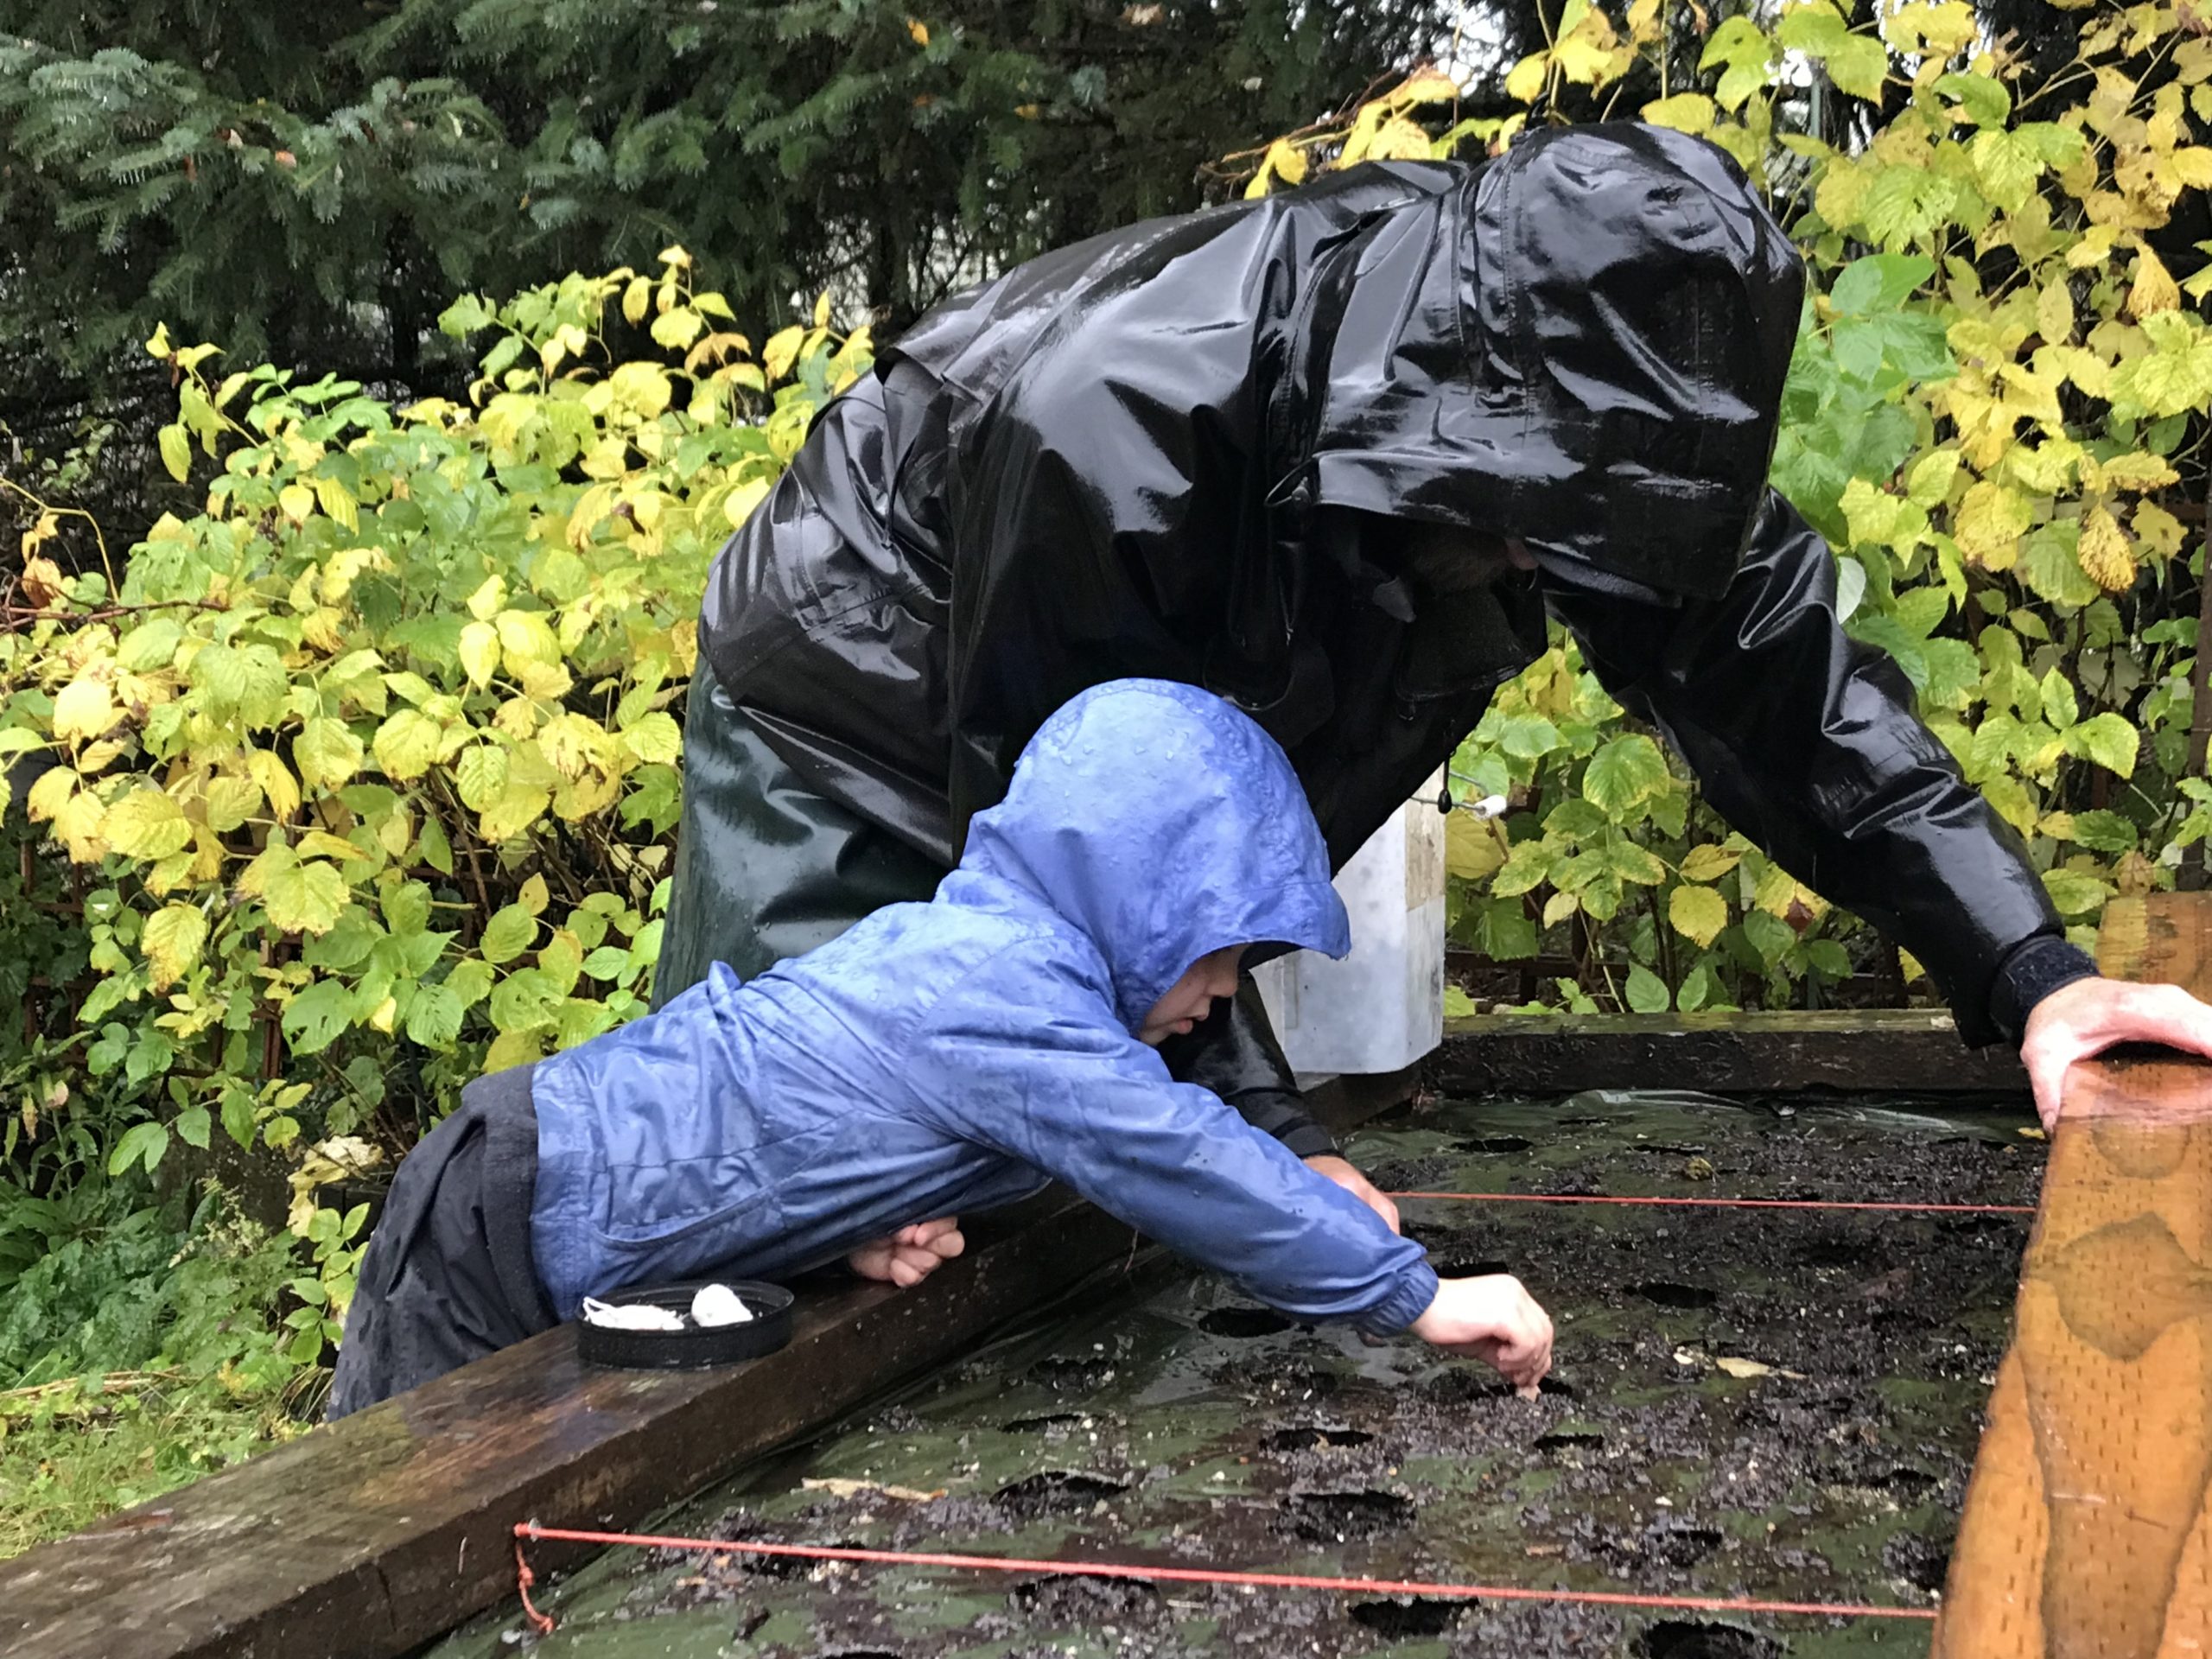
[[438, 1085, 2043, 1657]]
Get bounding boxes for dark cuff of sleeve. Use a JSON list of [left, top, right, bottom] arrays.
[[1988, 933, 2100, 1047], [1226, 1086, 1339, 1160]]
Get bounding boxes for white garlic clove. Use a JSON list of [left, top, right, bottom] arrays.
[[690, 1283, 755, 1327], [582, 1296, 684, 1331]]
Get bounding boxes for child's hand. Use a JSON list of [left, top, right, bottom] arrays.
[[848, 1217, 965, 1287], [1409, 1274, 1554, 1398]]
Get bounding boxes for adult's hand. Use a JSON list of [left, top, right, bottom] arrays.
[[1306, 1154, 1401, 1234], [2021, 976, 2212, 1130]]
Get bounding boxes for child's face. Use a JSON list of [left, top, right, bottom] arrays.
[[1138, 944, 1249, 1046]]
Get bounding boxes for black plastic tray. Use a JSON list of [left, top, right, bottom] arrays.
[[575, 1279, 795, 1370]]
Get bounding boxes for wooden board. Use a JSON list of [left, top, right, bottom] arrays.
[[1934, 893, 2212, 1658], [0, 1073, 1410, 1659], [1432, 1008, 2025, 1098]]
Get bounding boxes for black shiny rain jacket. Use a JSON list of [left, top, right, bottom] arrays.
[[677, 123, 2064, 1149]]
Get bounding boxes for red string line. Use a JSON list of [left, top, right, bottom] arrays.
[[1387, 1191, 2034, 1215], [512, 1522, 1938, 1630]]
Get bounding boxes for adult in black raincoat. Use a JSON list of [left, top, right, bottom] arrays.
[[659, 123, 2212, 1217]]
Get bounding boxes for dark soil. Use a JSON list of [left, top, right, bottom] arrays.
[[434, 1090, 2038, 1658]]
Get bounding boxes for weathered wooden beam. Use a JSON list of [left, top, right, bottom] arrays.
[[1934, 893, 2212, 1658], [0, 1075, 1412, 1659], [1432, 1008, 2026, 1097]]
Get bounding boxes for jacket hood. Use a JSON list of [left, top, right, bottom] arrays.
[[956, 680, 1351, 1032], [1298, 123, 1805, 600]]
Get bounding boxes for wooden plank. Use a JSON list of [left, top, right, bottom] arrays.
[[1432, 1008, 2025, 1098], [1933, 892, 2212, 1659], [0, 1074, 1412, 1659]]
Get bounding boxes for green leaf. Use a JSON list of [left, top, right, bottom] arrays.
[[175, 1105, 212, 1150], [107, 1121, 170, 1177], [1624, 963, 1671, 1014], [2042, 868, 2112, 918], [117, 618, 185, 673], [2068, 713, 2139, 779], [1492, 713, 1562, 760], [2038, 669, 2078, 732], [1471, 897, 1538, 961], [1935, 72, 2010, 128], [1677, 962, 1722, 1013], [1581, 734, 1669, 818], [1830, 253, 1933, 317], [480, 903, 537, 965], [2069, 810, 2139, 855], [281, 978, 355, 1057], [1543, 799, 1610, 842], [404, 984, 465, 1051]]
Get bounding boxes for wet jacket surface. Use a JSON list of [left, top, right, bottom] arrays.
[[531, 681, 1438, 1330], [685, 121, 2063, 1081]]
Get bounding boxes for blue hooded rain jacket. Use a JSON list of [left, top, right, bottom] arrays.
[[527, 679, 1440, 1332]]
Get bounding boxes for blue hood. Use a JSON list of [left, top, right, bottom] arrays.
[[957, 680, 1351, 1033]]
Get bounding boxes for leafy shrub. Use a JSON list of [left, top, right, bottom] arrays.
[[1258, 11, 2208, 1013], [1, 251, 861, 1357]]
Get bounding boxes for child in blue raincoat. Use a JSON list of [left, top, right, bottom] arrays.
[[328, 680, 1552, 1417]]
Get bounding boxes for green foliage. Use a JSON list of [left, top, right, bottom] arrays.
[[2, 254, 861, 1354], [0, 1174, 305, 1555], [1268, 0, 2209, 1014]]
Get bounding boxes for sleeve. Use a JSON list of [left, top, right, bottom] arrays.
[[1545, 489, 2064, 1047], [906, 954, 1437, 1330], [1155, 979, 1337, 1160]]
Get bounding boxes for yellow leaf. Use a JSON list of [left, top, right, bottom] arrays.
[[1504, 51, 1550, 105], [1669, 883, 1730, 948], [2078, 504, 2139, 592], [479, 781, 550, 843], [907, 16, 928, 44], [1541, 889, 1579, 928], [1715, 1356, 1805, 1380], [26, 765, 76, 823], [2129, 245, 2183, 318], [623, 276, 652, 326], [52, 679, 118, 745], [1955, 478, 2034, 568], [2173, 148, 2212, 188], [2099, 451, 2182, 492], [1678, 843, 1744, 882], [372, 709, 445, 781], [143, 905, 208, 990], [1366, 117, 1436, 161], [158, 425, 191, 483], [2135, 499, 2187, 559], [2036, 277, 2074, 346], [519, 873, 551, 916], [246, 749, 301, 822], [723, 477, 772, 531], [103, 787, 191, 860], [296, 830, 372, 862], [54, 789, 107, 862], [262, 859, 347, 936], [458, 620, 501, 690], [1265, 138, 1307, 188], [1642, 92, 1715, 135], [467, 575, 506, 621], [202, 773, 262, 833], [815, 290, 833, 329], [763, 325, 804, 382], [1446, 814, 1507, 881], [277, 484, 315, 524], [495, 609, 562, 671]]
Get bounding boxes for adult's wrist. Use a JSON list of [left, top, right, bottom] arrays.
[[1990, 933, 2100, 1047]]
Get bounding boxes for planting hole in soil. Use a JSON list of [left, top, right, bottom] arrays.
[[1198, 1306, 1297, 1338], [991, 1471, 1129, 1518], [432, 1090, 2038, 1659], [1632, 1281, 1720, 1309], [1266, 1425, 1375, 1452], [1286, 1488, 1417, 1543], [1636, 1619, 1783, 1658], [1347, 1597, 1461, 1637]]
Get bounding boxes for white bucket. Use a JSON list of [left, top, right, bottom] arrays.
[[1252, 771, 1446, 1081]]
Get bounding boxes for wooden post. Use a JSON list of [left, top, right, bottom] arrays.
[[1932, 892, 2212, 1657]]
